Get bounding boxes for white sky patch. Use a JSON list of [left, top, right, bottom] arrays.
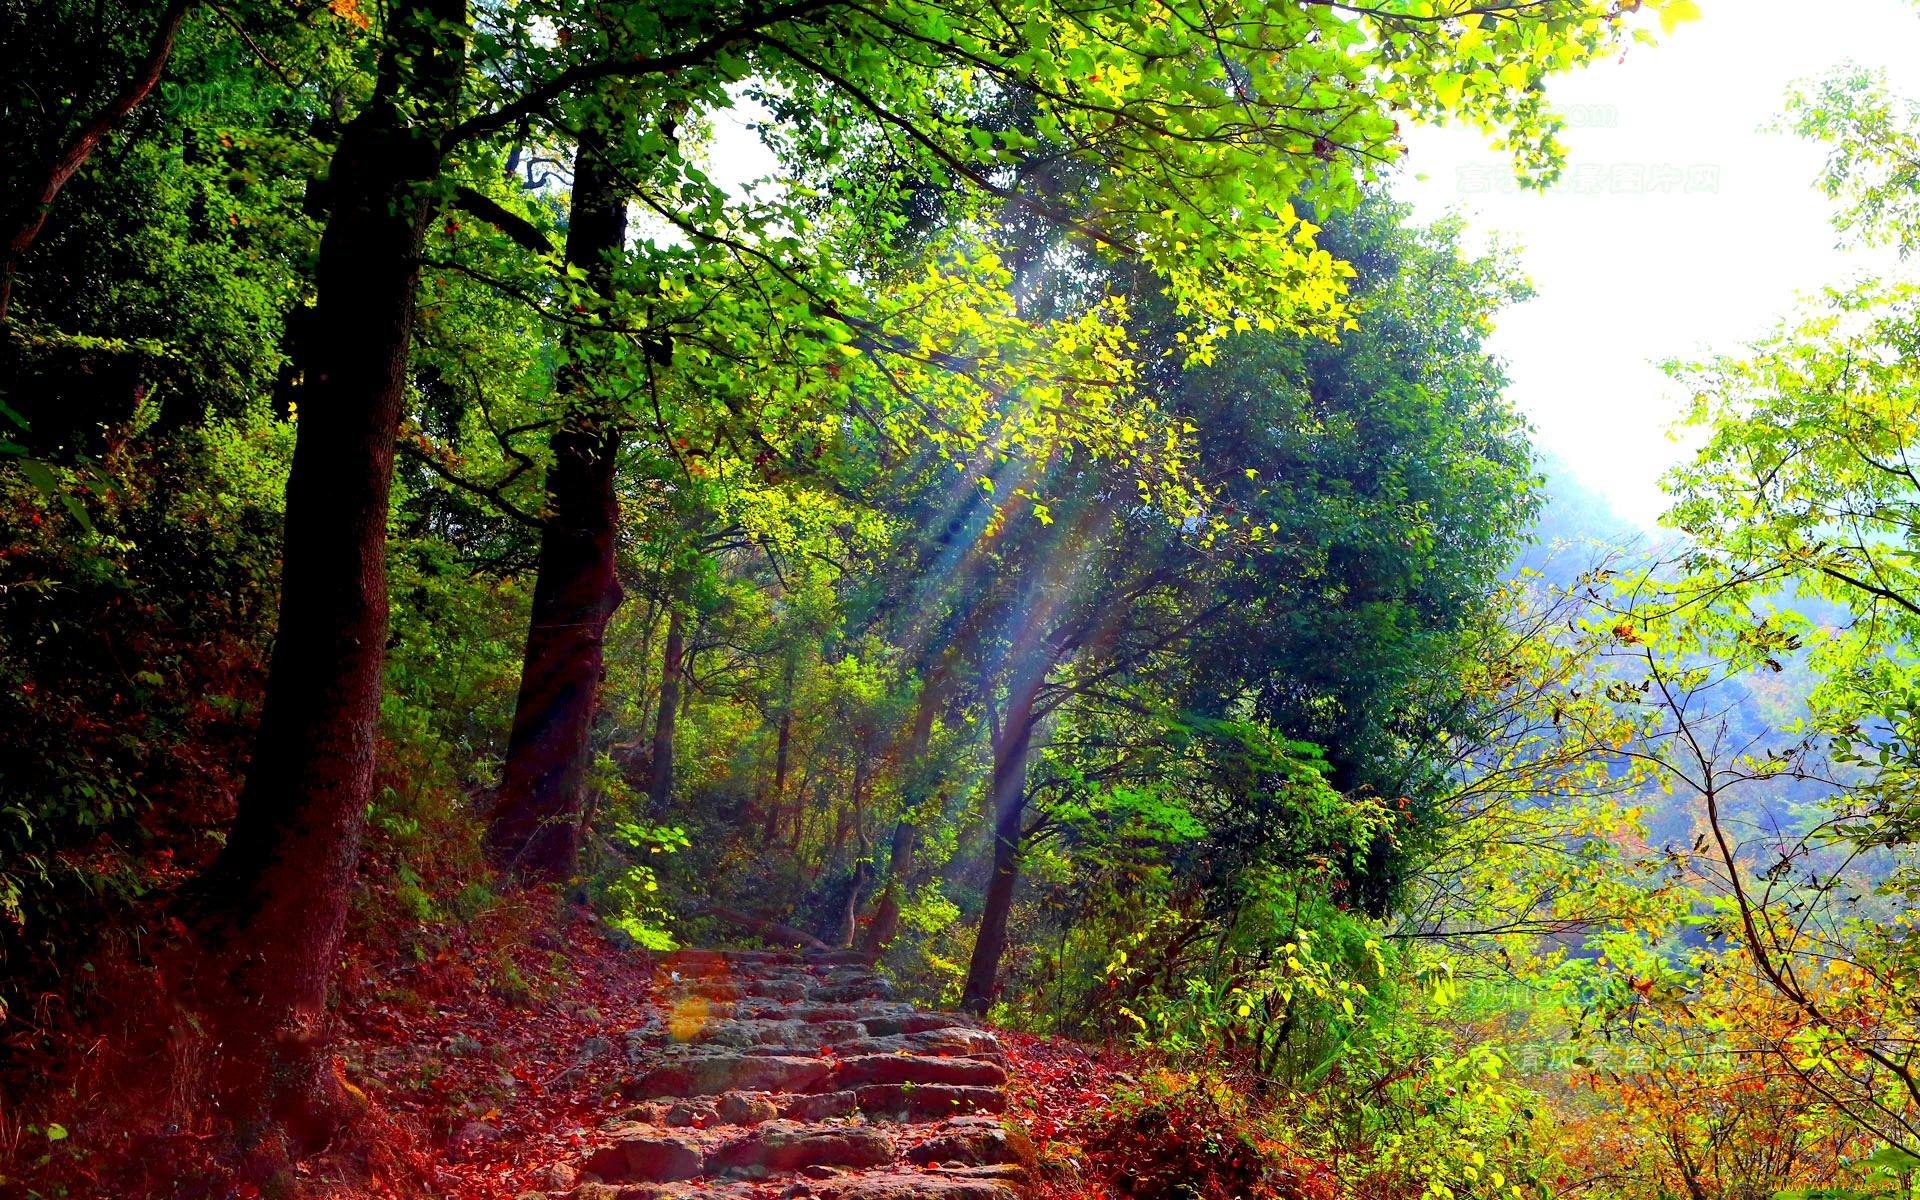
[[637, 88, 787, 253], [701, 88, 782, 198], [1395, 0, 1920, 530]]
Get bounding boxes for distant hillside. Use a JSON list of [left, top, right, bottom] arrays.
[[1510, 452, 1649, 585]]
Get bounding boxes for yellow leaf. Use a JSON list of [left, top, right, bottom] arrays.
[[1660, 0, 1702, 33]]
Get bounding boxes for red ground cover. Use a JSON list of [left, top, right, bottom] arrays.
[[323, 909, 659, 1200], [999, 1029, 1136, 1200]]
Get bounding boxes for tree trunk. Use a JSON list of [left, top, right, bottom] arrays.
[[848, 750, 870, 858], [858, 818, 916, 952], [792, 779, 822, 852], [484, 141, 628, 881], [961, 687, 1037, 1014], [182, 0, 464, 1152], [762, 704, 791, 846], [646, 598, 686, 814], [860, 666, 947, 951], [829, 801, 850, 861]]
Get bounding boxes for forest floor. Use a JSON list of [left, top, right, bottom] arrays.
[[302, 914, 1130, 1200]]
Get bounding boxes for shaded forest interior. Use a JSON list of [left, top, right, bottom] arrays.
[[17, 2, 1920, 1200]]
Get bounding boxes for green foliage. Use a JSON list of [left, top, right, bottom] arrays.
[[1781, 62, 1920, 257], [598, 820, 690, 949], [0, 0, 1702, 1180], [0, 394, 288, 980]]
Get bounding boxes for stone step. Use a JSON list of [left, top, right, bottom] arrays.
[[775, 1091, 858, 1122], [666, 1021, 997, 1059], [663, 980, 749, 1003], [801, 949, 880, 967], [903, 1119, 1031, 1167], [741, 1002, 902, 1024], [860, 1013, 983, 1036], [665, 1017, 871, 1050], [581, 1130, 706, 1184], [705, 1121, 897, 1177], [625, 1054, 833, 1098], [850, 1084, 1007, 1121], [535, 947, 1027, 1200], [811, 1172, 1020, 1200], [824, 1055, 1008, 1090], [579, 1120, 898, 1183], [806, 978, 894, 1004], [829, 1029, 1002, 1058], [773, 1083, 1006, 1123], [627, 1050, 1009, 1098], [663, 948, 806, 968]]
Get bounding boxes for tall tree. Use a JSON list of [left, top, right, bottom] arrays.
[[169, 0, 1645, 1142], [954, 198, 1539, 1010], [647, 590, 688, 814], [460, 0, 1659, 889], [484, 138, 629, 881], [954, 477, 1223, 1012], [180, 0, 467, 1145]]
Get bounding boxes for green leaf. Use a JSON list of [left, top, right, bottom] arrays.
[[1862, 1146, 1920, 1172], [60, 495, 95, 533], [16, 458, 57, 497]]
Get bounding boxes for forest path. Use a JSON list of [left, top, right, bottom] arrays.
[[534, 947, 1032, 1200]]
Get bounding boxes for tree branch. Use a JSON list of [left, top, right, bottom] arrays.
[[2, 0, 194, 321], [451, 185, 554, 255]]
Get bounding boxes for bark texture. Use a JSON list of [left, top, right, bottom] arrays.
[[182, 0, 464, 1151], [646, 599, 687, 814], [860, 665, 947, 952], [858, 818, 916, 952], [484, 142, 628, 880], [960, 680, 1038, 1014]]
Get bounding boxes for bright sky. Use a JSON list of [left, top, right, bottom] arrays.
[[702, 3, 1920, 530], [1396, 0, 1920, 529]]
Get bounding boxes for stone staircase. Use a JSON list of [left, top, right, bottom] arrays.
[[555, 947, 1030, 1200]]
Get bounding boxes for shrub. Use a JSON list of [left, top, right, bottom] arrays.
[[1082, 1070, 1332, 1200]]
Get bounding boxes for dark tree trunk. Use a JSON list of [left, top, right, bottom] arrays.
[[646, 600, 686, 814], [961, 685, 1037, 1015], [761, 704, 791, 846], [182, 0, 464, 1151], [858, 817, 916, 952], [829, 802, 850, 861], [849, 751, 870, 857], [860, 666, 947, 951], [774, 707, 792, 796], [791, 780, 817, 851], [484, 142, 628, 880]]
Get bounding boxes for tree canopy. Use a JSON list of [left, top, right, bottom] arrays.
[[12, 0, 1845, 1196]]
